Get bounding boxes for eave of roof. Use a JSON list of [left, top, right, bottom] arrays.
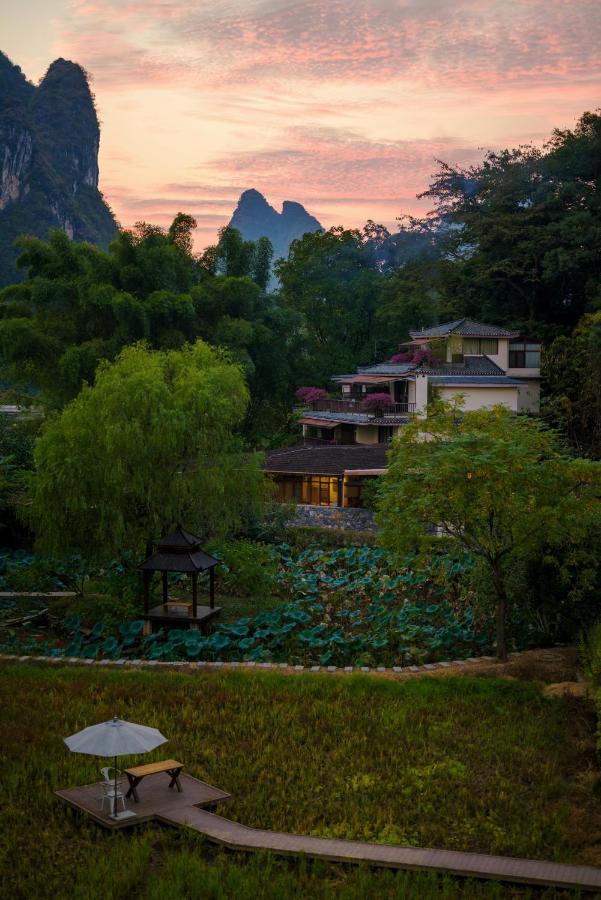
[[429, 376, 525, 386], [301, 411, 411, 425], [139, 549, 219, 573], [409, 318, 518, 339], [265, 444, 390, 476]]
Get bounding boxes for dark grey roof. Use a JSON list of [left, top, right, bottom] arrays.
[[139, 549, 219, 573], [301, 410, 411, 425], [356, 363, 415, 375], [409, 319, 517, 339], [338, 355, 506, 380], [420, 356, 506, 376], [139, 525, 218, 572], [157, 526, 203, 550], [429, 376, 525, 386], [265, 444, 390, 475], [303, 411, 371, 424]]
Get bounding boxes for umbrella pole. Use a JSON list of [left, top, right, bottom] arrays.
[[113, 754, 118, 818]]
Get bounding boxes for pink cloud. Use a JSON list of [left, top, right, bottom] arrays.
[[205, 127, 485, 203], [47, 0, 600, 249], [62, 0, 601, 90]]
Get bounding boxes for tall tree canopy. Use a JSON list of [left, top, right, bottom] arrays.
[[542, 311, 601, 458], [377, 403, 601, 659], [405, 110, 601, 338], [275, 226, 387, 378], [0, 217, 301, 443], [26, 341, 268, 558]]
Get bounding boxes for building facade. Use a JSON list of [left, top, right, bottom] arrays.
[[266, 319, 541, 510]]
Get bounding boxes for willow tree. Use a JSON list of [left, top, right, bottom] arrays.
[[376, 403, 601, 659], [26, 340, 268, 558]]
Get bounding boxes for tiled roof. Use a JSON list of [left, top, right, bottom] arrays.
[[409, 319, 517, 339], [343, 355, 506, 379], [429, 375, 525, 386], [139, 549, 219, 573], [265, 444, 390, 475], [157, 526, 203, 549], [420, 356, 506, 376], [301, 410, 372, 424], [356, 363, 415, 375], [300, 410, 411, 425]]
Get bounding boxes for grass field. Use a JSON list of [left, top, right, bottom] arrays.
[[1, 662, 599, 899]]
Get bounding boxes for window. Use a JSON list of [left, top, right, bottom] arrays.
[[509, 342, 541, 368], [462, 338, 499, 356], [272, 474, 341, 507]]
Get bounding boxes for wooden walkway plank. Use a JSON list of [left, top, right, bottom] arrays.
[[56, 775, 601, 891], [163, 807, 601, 892]]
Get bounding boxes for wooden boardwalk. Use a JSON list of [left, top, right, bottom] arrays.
[[56, 773, 231, 830], [57, 774, 601, 892]]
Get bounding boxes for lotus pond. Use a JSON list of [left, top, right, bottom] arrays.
[[0, 545, 498, 666]]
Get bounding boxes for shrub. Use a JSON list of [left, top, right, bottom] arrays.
[[235, 501, 294, 543], [286, 526, 378, 548], [213, 540, 277, 597], [581, 621, 601, 687]]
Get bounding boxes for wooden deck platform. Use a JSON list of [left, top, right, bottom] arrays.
[[55, 773, 231, 829], [56, 775, 601, 891], [144, 604, 222, 633]]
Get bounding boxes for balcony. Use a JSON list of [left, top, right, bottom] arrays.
[[310, 398, 415, 416]]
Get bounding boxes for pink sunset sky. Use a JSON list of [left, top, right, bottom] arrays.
[[5, 0, 601, 248]]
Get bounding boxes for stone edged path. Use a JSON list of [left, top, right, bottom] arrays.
[[162, 806, 601, 892]]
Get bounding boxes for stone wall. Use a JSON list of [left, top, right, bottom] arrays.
[[289, 504, 377, 531]]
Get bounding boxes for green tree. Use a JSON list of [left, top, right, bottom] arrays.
[[542, 312, 601, 458], [376, 260, 440, 345], [26, 341, 269, 558], [416, 110, 601, 337], [376, 403, 601, 659], [214, 226, 256, 278], [0, 218, 299, 444], [0, 412, 38, 545], [275, 226, 385, 378]]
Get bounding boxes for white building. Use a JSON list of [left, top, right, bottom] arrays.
[[266, 319, 541, 509]]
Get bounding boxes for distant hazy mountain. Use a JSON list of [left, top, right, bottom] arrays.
[[228, 188, 322, 261], [0, 52, 117, 285]]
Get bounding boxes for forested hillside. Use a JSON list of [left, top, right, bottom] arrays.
[[0, 52, 116, 285]]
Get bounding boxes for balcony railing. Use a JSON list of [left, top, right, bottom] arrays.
[[310, 398, 415, 415]]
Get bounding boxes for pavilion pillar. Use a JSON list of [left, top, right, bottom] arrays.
[[143, 571, 150, 616], [162, 571, 168, 609], [209, 567, 215, 609], [192, 572, 198, 619]]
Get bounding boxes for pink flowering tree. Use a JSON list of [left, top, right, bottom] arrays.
[[295, 386, 328, 405], [389, 351, 414, 363], [363, 392, 394, 412], [390, 347, 439, 366]]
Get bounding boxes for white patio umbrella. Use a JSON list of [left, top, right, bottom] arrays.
[[64, 716, 168, 817]]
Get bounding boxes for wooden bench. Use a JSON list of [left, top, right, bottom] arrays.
[[124, 759, 184, 802]]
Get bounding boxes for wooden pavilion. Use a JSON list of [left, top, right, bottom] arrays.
[[139, 526, 220, 633]]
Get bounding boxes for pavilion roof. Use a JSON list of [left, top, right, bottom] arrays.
[[139, 525, 219, 573], [139, 549, 218, 573], [156, 525, 203, 550]]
